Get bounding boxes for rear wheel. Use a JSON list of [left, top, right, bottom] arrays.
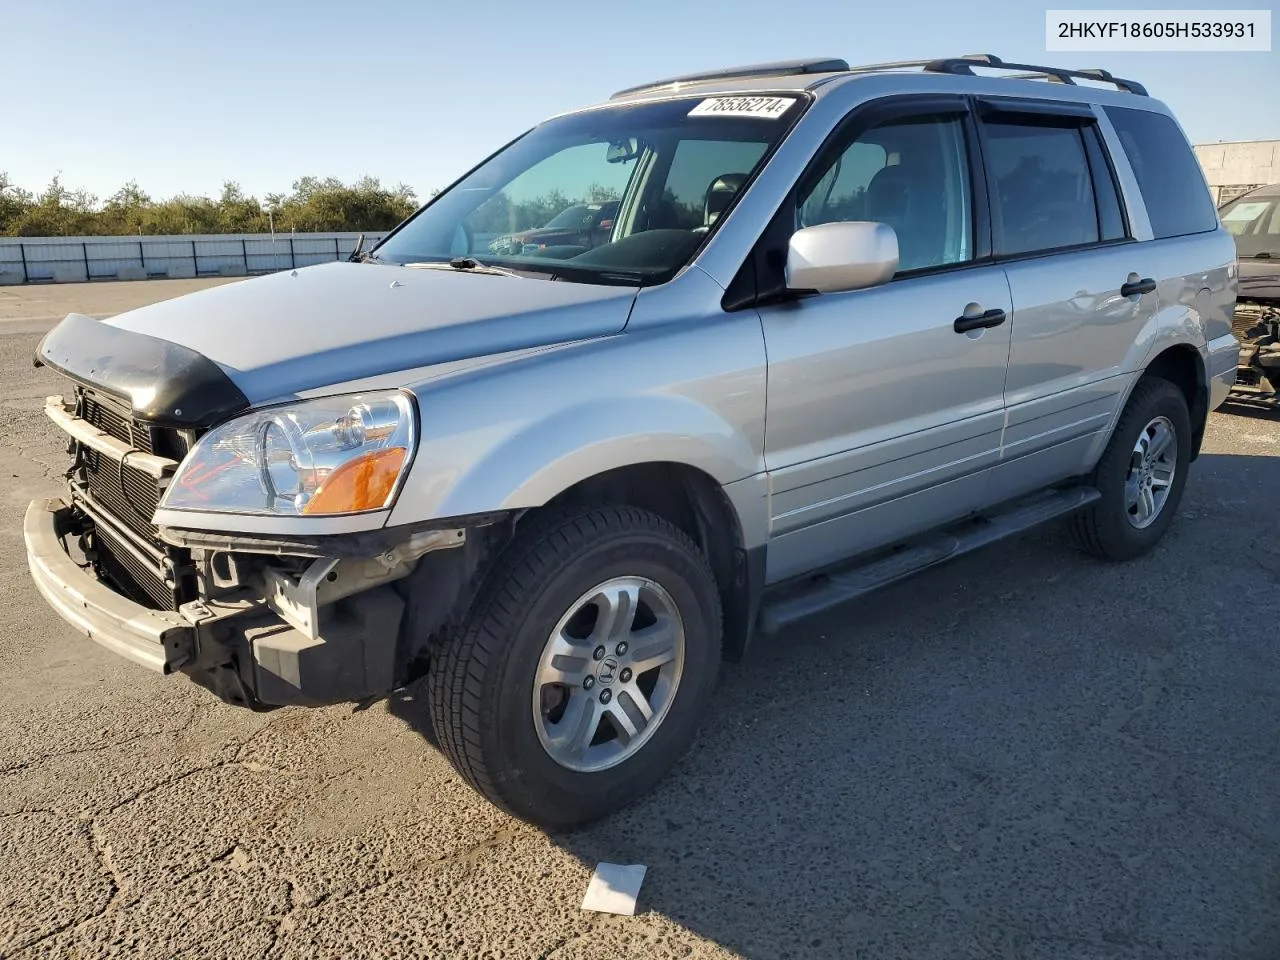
[[1070, 376, 1192, 561], [427, 505, 722, 830]]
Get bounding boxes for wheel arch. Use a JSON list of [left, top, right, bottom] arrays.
[[541, 461, 762, 662], [1142, 343, 1209, 460]]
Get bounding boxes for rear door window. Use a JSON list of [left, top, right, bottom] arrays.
[[982, 121, 1101, 256], [1104, 106, 1219, 239]]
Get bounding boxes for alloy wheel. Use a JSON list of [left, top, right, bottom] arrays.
[[532, 576, 685, 773], [1124, 415, 1178, 529]]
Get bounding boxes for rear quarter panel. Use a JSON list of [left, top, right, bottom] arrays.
[[1148, 228, 1239, 351]]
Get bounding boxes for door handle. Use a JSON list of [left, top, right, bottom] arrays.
[[954, 308, 1007, 333], [1121, 277, 1156, 297]]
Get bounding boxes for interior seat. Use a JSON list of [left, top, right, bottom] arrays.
[[695, 173, 748, 233], [864, 162, 946, 271]]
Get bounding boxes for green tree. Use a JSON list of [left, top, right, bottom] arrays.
[[0, 174, 421, 237], [12, 176, 98, 236], [215, 181, 266, 233], [98, 181, 152, 235], [275, 176, 418, 232], [585, 183, 621, 203], [0, 172, 34, 235]]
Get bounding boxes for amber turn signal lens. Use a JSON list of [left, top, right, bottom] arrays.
[[302, 447, 407, 515]]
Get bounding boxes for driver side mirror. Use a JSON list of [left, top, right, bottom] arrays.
[[786, 221, 899, 294]]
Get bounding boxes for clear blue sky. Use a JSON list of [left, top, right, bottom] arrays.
[[3, 0, 1276, 203]]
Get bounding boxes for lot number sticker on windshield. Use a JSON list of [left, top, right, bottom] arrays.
[[688, 96, 794, 119]]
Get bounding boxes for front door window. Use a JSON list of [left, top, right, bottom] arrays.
[[797, 113, 973, 272]]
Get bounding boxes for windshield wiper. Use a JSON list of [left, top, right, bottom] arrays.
[[398, 258, 643, 286], [449, 256, 525, 276], [403, 257, 526, 278], [348, 233, 380, 263]]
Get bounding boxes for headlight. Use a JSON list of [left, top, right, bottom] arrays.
[[159, 391, 417, 517]]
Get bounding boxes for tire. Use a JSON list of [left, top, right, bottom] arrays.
[[1069, 376, 1192, 561], [427, 504, 723, 830]]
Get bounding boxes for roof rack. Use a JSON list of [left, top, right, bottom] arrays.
[[611, 58, 850, 99], [610, 53, 1148, 102], [845, 53, 1148, 96]]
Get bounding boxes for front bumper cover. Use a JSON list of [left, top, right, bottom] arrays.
[[25, 497, 195, 674], [24, 497, 404, 707]]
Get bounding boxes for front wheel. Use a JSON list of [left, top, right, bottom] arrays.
[[427, 505, 722, 830], [1070, 376, 1192, 561]]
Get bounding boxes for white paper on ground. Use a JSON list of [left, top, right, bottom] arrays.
[[581, 862, 647, 916]]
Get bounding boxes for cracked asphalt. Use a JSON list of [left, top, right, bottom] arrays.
[[2, 280, 1279, 959]]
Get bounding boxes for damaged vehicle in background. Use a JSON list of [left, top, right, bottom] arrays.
[[1220, 183, 1280, 405], [487, 200, 619, 256]]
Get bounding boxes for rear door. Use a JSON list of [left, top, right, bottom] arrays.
[[755, 95, 1014, 582], [975, 97, 1162, 503]]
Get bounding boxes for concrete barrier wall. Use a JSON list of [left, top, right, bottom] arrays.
[[1194, 140, 1280, 205], [0, 232, 389, 285]]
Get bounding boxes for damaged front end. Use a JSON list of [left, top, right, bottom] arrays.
[[27, 313, 512, 710], [1227, 298, 1280, 406], [26, 450, 503, 710], [157, 520, 476, 709]]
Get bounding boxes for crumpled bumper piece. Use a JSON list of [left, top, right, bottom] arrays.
[[23, 498, 195, 674]]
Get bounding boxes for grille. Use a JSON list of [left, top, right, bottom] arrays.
[[81, 392, 154, 454], [91, 516, 178, 610], [81, 448, 162, 546], [52, 383, 199, 613]]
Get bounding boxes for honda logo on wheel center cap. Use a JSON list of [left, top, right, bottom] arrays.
[[598, 656, 619, 685]]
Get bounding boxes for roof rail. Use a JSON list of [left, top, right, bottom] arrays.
[[611, 58, 850, 99], [843, 53, 1147, 96], [926, 54, 1147, 95], [610, 53, 1148, 101]]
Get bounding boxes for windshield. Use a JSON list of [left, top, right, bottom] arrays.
[[372, 94, 806, 284], [1220, 194, 1280, 257]]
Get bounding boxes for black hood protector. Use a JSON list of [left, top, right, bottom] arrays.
[[35, 313, 250, 428]]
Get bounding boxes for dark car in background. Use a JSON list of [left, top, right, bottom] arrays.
[[1221, 184, 1280, 404], [488, 201, 619, 256]]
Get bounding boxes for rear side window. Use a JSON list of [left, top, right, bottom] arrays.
[[1104, 106, 1218, 239], [983, 121, 1101, 256]]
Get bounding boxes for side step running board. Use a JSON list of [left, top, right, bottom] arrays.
[[757, 486, 1101, 636]]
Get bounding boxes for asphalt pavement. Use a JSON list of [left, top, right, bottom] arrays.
[[1, 280, 1278, 959]]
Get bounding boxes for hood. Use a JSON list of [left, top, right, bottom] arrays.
[[1239, 256, 1280, 304], [38, 260, 638, 424]]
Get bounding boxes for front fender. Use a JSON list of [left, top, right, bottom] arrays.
[[392, 394, 760, 523], [385, 295, 769, 526]]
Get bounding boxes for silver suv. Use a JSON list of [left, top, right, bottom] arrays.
[[25, 54, 1239, 829]]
